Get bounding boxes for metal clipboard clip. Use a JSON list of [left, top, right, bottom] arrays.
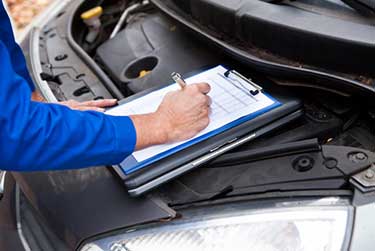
[[224, 70, 263, 96]]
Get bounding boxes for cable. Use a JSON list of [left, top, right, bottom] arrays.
[[110, 0, 149, 39]]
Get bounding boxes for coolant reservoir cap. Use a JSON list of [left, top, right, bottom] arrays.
[[81, 6, 103, 20], [139, 70, 151, 78]]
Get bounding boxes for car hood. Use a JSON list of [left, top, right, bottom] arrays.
[[150, 0, 375, 95]]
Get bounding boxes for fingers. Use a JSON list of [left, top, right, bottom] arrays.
[[81, 99, 118, 108], [76, 106, 106, 112], [59, 100, 78, 107], [200, 105, 211, 117], [206, 95, 212, 106], [198, 111, 210, 128], [199, 94, 212, 107], [189, 82, 211, 94], [59, 99, 111, 112]]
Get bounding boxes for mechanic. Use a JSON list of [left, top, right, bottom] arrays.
[[0, 3, 211, 171]]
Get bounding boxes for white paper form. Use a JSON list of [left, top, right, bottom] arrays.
[[106, 66, 276, 162]]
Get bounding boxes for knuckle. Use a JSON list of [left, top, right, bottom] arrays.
[[201, 83, 210, 92], [201, 108, 209, 116]]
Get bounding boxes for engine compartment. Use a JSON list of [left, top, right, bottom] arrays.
[[96, 12, 222, 94], [68, 0, 375, 200], [77, 3, 375, 143]]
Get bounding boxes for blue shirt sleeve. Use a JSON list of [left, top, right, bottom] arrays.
[[0, 39, 137, 171], [0, 2, 35, 91]]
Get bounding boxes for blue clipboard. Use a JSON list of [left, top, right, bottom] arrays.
[[117, 66, 282, 174]]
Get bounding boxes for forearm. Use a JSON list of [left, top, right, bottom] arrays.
[[0, 39, 136, 171], [3, 100, 168, 170], [130, 113, 168, 150], [1, 101, 136, 171]]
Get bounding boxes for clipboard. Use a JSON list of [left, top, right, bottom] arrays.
[[108, 66, 304, 196], [124, 109, 303, 197], [107, 65, 282, 175]]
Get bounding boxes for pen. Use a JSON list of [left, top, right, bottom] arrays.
[[171, 72, 187, 90]]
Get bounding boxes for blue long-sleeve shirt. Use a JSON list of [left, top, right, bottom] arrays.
[[0, 3, 136, 171]]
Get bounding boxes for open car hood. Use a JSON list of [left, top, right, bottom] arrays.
[[150, 0, 375, 95]]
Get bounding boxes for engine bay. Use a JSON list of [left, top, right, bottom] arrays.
[[47, 0, 375, 201], [75, 2, 375, 142], [96, 11, 222, 94]]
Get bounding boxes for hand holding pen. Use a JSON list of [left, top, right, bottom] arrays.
[[136, 72, 212, 142], [129, 72, 212, 150]]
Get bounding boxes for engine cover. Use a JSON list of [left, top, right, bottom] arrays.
[[96, 12, 221, 94]]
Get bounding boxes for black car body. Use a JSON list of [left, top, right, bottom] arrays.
[[1, 0, 375, 250]]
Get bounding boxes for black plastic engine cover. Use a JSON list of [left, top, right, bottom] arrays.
[[166, 0, 375, 76], [96, 12, 221, 94]]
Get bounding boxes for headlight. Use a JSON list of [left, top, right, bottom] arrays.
[[81, 198, 353, 251]]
